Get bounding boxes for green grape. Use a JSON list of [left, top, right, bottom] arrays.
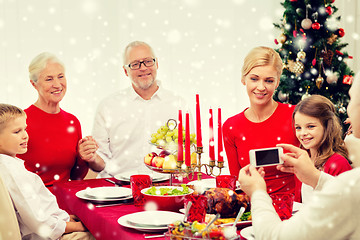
[[165, 136, 172, 143], [151, 137, 157, 143]]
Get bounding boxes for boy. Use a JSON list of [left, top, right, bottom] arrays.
[[0, 103, 94, 240]]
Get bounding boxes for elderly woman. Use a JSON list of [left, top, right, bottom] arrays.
[[18, 52, 104, 189]]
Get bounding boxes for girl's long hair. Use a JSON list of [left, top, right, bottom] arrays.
[[293, 95, 351, 169]]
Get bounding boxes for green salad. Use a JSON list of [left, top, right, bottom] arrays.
[[145, 184, 190, 196]]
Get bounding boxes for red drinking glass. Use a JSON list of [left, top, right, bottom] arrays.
[[130, 174, 152, 206], [216, 175, 237, 191], [270, 193, 295, 220], [184, 194, 207, 223]]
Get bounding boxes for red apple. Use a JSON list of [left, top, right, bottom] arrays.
[[152, 156, 165, 168], [159, 150, 170, 158], [144, 152, 157, 165]]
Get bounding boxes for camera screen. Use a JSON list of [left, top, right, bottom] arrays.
[[255, 149, 279, 166]]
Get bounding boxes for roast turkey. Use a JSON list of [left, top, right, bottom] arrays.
[[203, 188, 249, 218]]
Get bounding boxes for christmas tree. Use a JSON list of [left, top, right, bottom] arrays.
[[273, 0, 354, 130]]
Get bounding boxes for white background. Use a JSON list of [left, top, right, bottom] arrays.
[[0, 0, 358, 166]]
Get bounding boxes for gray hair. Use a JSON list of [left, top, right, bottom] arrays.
[[29, 52, 65, 82], [123, 41, 156, 66]]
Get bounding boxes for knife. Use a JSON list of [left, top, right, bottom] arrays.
[[105, 178, 123, 187]]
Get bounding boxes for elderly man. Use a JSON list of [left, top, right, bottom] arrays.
[[93, 41, 189, 177]]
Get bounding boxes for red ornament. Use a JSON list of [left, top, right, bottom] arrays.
[[335, 50, 344, 56], [290, 0, 297, 2], [312, 58, 316, 66], [331, 0, 335, 2], [293, 30, 297, 38], [348, 55, 353, 59], [337, 28, 345, 37], [274, 38, 279, 45], [343, 75, 353, 85], [326, 6, 333, 15], [312, 22, 320, 30]]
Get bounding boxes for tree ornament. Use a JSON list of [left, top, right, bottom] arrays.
[[296, 8, 303, 16], [297, 50, 306, 60], [278, 33, 287, 44], [316, 75, 324, 89], [301, 90, 311, 100], [337, 28, 345, 37], [325, 70, 339, 84], [278, 91, 289, 102], [301, 18, 312, 29], [327, 34, 338, 45], [325, 6, 333, 15], [343, 75, 354, 85], [321, 49, 334, 66], [312, 58, 316, 66], [338, 106, 346, 114], [312, 22, 320, 30], [290, 0, 297, 2], [288, 60, 305, 76]]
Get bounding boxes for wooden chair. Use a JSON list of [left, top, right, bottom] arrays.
[[0, 176, 21, 240]]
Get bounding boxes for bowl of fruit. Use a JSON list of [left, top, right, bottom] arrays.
[[141, 185, 194, 212], [144, 150, 197, 173]]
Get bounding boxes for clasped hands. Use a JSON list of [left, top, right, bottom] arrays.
[[238, 143, 321, 198], [78, 136, 99, 163]]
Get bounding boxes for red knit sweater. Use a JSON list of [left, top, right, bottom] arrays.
[[17, 105, 88, 187], [223, 103, 299, 194]]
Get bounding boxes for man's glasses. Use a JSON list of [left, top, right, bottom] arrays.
[[126, 58, 156, 70]]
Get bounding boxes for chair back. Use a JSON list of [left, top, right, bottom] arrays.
[[0, 175, 21, 240]]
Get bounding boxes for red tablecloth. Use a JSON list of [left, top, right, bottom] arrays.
[[52, 174, 248, 240], [53, 178, 148, 240]]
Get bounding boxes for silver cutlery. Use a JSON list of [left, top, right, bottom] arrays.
[[183, 201, 192, 222], [95, 202, 132, 208], [105, 178, 123, 187], [194, 213, 220, 237], [232, 206, 246, 229], [144, 234, 165, 239]]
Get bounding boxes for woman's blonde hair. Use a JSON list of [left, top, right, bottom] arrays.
[[242, 46, 283, 80], [28, 52, 64, 82], [293, 95, 350, 168], [0, 104, 26, 133]]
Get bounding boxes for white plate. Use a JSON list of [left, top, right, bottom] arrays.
[[118, 211, 184, 232], [114, 171, 170, 183], [240, 226, 255, 240], [76, 188, 132, 202], [85, 187, 132, 199]]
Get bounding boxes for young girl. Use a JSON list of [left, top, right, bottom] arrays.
[[293, 95, 352, 203]]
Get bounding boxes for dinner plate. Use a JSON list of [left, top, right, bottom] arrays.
[[118, 211, 184, 232], [114, 171, 170, 183], [76, 188, 133, 203], [187, 179, 241, 192], [240, 226, 255, 240], [85, 187, 132, 199]]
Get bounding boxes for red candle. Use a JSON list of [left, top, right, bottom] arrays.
[[185, 112, 191, 166], [178, 110, 183, 163], [217, 108, 223, 162], [209, 108, 215, 160], [196, 94, 203, 147]]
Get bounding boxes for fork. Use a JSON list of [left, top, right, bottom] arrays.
[[194, 213, 220, 237]]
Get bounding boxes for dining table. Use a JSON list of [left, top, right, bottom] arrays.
[[52, 174, 249, 240]]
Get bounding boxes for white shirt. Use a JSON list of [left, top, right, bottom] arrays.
[[93, 84, 190, 178], [251, 169, 360, 240], [0, 154, 69, 240]]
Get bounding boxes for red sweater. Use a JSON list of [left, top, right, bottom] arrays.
[[223, 103, 299, 194], [295, 153, 352, 202], [17, 105, 88, 187]]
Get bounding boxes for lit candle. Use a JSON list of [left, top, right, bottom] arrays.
[[209, 108, 215, 161], [217, 108, 223, 162], [185, 112, 191, 166], [196, 94, 203, 147], [178, 110, 183, 163]]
